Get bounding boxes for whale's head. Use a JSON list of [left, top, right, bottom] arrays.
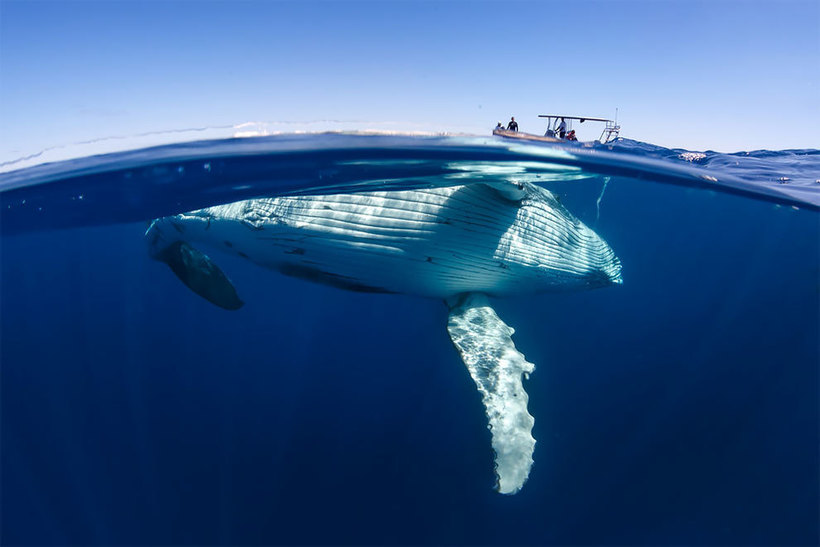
[[501, 185, 622, 292]]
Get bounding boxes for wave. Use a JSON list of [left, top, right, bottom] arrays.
[[609, 138, 820, 187]]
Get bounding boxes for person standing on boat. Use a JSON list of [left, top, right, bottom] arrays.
[[507, 117, 519, 132], [557, 118, 567, 139]]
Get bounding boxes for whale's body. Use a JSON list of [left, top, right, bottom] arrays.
[[147, 182, 621, 298], [146, 180, 621, 494]]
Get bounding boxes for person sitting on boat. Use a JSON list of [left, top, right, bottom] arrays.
[[507, 117, 519, 132], [566, 130, 578, 141], [495, 121, 504, 131], [557, 118, 567, 139]]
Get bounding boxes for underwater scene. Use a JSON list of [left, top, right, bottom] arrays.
[[1, 134, 818, 545]]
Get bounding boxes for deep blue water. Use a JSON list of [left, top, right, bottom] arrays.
[[1, 135, 818, 545]]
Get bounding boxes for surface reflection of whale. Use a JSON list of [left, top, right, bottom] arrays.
[[145, 180, 622, 494]]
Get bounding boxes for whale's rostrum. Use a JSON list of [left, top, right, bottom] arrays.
[[146, 180, 622, 494]]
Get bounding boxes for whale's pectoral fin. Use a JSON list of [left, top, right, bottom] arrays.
[[446, 293, 536, 495], [155, 241, 244, 310]]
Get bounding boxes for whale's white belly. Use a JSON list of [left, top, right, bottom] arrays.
[[149, 183, 621, 298]]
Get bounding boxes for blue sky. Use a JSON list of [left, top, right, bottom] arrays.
[[1, 0, 817, 159]]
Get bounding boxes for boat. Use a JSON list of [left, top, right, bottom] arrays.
[[493, 114, 620, 144]]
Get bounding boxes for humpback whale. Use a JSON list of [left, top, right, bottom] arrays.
[[145, 180, 622, 494]]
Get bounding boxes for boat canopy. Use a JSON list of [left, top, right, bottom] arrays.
[[538, 115, 613, 123], [537, 114, 620, 143]]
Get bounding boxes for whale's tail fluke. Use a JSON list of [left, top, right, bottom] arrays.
[[446, 292, 536, 494]]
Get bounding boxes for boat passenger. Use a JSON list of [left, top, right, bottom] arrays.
[[566, 130, 577, 141], [507, 117, 519, 132], [557, 118, 567, 139], [495, 122, 504, 131]]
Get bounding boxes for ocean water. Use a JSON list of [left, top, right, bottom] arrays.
[[1, 134, 817, 545]]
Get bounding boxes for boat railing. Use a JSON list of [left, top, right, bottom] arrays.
[[599, 120, 620, 143]]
